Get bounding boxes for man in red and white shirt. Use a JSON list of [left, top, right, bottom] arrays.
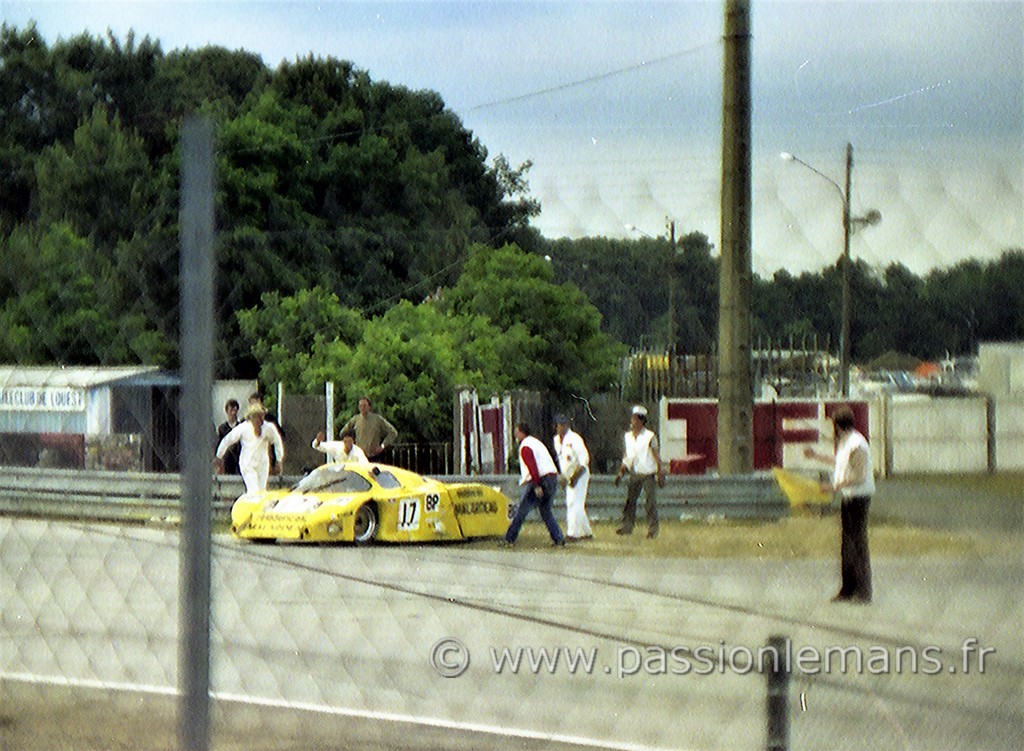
[[504, 422, 566, 546]]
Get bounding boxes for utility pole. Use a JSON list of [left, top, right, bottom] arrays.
[[780, 143, 879, 398], [840, 142, 853, 397], [178, 116, 215, 751], [717, 0, 754, 475], [667, 218, 676, 352]]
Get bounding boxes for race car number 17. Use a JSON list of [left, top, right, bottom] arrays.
[[397, 498, 421, 531]]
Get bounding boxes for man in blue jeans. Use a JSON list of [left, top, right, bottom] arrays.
[[505, 422, 566, 546]]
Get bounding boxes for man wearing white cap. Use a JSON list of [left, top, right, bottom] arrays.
[[554, 414, 593, 541], [613, 405, 665, 539]]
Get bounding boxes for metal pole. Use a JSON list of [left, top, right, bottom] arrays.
[[325, 381, 335, 440], [717, 0, 754, 475], [840, 142, 853, 397], [764, 634, 791, 751], [667, 219, 676, 352], [178, 115, 215, 751]]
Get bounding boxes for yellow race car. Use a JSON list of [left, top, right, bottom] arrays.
[[230, 462, 512, 544]]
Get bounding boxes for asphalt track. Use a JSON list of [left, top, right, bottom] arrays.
[[2, 478, 1022, 750]]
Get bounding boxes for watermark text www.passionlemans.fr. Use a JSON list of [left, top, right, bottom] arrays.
[[429, 637, 995, 679]]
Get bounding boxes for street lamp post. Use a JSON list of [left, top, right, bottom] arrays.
[[780, 143, 880, 396], [626, 219, 677, 350]]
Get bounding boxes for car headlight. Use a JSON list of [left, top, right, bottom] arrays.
[[327, 517, 342, 536]]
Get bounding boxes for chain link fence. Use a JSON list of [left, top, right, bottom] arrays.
[[2, 86, 1022, 751]]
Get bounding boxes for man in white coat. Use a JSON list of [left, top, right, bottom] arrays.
[[215, 402, 285, 496], [554, 414, 593, 540]]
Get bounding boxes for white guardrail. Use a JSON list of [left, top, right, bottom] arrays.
[[0, 467, 789, 523]]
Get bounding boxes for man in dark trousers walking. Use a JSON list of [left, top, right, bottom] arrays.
[[504, 423, 566, 547]]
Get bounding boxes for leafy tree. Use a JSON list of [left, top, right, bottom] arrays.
[[445, 244, 624, 397], [0, 23, 79, 150], [977, 250, 1024, 344], [0, 24, 61, 226], [672, 231, 719, 352], [753, 265, 836, 347], [4, 22, 1021, 379], [0, 223, 171, 364], [158, 46, 269, 124], [858, 263, 927, 357], [35, 105, 158, 250], [235, 286, 365, 390], [545, 236, 666, 347], [235, 288, 520, 443], [342, 301, 507, 442]]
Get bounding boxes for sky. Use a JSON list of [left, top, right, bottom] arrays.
[[2, 0, 1022, 276]]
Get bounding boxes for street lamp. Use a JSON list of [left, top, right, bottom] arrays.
[[780, 143, 881, 396], [626, 219, 677, 350]]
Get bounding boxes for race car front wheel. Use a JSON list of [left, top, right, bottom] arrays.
[[353, 503, 379, 544]]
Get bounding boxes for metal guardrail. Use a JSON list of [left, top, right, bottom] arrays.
[[0, 467, 788, 524], [469, 473, 788, 521], [0, 467, 240, 523]]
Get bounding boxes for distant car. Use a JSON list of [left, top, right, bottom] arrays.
[[230, 462, 512, 544]]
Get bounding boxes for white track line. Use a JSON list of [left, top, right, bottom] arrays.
[[1, 672, 686, 751]]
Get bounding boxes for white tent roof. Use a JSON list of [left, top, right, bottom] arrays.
[[0, 365, 162, 389]]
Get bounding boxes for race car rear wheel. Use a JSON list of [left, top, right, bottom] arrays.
[[353, 503, 379, 544]]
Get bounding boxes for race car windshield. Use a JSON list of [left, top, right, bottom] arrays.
[[372, 470, 402, 490], [293, 466, 373, 494]]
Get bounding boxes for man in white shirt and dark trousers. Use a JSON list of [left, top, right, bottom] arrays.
[[554, 414, 593, 541], [614, 405, 666, 539], [804, 405, 874, 603], [505, 423, 566, 546]]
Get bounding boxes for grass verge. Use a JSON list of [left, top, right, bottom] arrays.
[[483, 514, 988, 559]]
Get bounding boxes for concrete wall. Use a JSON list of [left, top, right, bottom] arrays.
[[978, 342, 1024, 398], [993, 397, 1024, 471], [281, 394, 327, 475], [886, 395, 989, 474]]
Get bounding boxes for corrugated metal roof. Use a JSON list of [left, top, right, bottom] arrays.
[[110, 370, 181, 388], [0, 365, 164, 389]]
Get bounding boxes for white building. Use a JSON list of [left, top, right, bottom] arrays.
[[0, 365, 180, 471]]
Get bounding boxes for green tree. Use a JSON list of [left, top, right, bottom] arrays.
[[235, 286, 365, 391], [0, 223, 171, 364], [235, 288, 519, 443], [672, 231, 718, 351], [35, 105, 158, 250], [753, 265, 836, 345], [158, 46, 268, 125], [977, 250, 1024, 345], [0, 23, 76, 227], [545, 236, 666, 347], [342, 301, 511, 443], [446, 244, 624, 397], [858, 263, 927, 358]]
